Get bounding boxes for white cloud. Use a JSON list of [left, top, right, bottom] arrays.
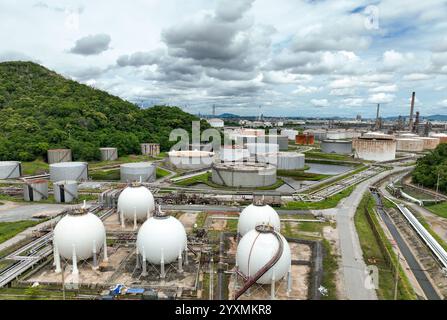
[[402, 73, 434, 81], [367, 93, 395, 104], [310, 98, 329, 107], [382, 50, 414, 71], [293, 85, 321, 95], [369, 84, 398, 93]]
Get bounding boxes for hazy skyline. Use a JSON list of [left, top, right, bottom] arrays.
[[1, 0, 447, 117]]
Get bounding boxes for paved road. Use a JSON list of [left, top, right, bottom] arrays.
[[335, 166, 410, 300], [0, 202, 69, 222]]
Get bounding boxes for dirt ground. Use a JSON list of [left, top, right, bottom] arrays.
[[322, 224, 346, 300], [178, 213, 198, 232]]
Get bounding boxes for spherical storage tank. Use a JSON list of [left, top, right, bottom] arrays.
[[257, 152, 305, 170], [168, 150, 215, 170], [321, 140, 353, 155], [236, 225, 291, 284], [237, 203, 281, 236], [53, 209, 106, 260], [395, 138, 424, 152], [50, 162, 88, 182], [120, 162, 156, 182], [117, 184, 155, 221], [0, 161, 21, 179], [137, 215, 187, 264], [54, 180, 78, 203]]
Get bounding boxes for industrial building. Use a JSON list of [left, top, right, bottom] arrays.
[[320, 140, 353, 155], [352, 132, 396, 162], [211, 162, 277, 188]]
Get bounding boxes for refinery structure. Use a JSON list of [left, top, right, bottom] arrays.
[[1, 92, 447, 301]]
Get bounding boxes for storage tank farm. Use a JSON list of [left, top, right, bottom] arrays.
[[0, 161, 22, 179], [257, 152, 305, 170], [53, 207, 108, 274], [320, 140, 353, 155], [117, 182, 155, 228], [136, 206, 187, 277]]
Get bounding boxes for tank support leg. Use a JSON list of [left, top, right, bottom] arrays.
[[133, 208, 137, 231], [120, 210, 125, 229], [160, 249, 166, 279], [103, 236, 108, 262], [142, 248, 147, 276], [271, 274, 276, 300], [54, 244, 61, 273], [92, 240, 98, 270], [135, 247, 140, 269], [184, 247, 188, 265], [72, 244, 78, 275], [287, 266, 292, 296], [178, 249, 183, 273], [146, 209, 150, 220]]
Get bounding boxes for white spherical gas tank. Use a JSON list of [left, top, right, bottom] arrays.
[[236, 226, 291, 284], [53, 211, 106, 260], [117, 185, 155, 221], [237, 203, 281, 236], [137, 215, 187, 264]]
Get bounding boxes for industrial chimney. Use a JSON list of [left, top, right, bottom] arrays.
[[409, 92, 415, 131]]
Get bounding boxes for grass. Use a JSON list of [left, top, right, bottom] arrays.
[[424, 201, 447, 219], [321, 239, 338, 300], [0, 193, 97, 204], [411, 209, 447, 251], [90, 169, 120, 181], [281, 186, 354, 210], [277, 168, 329, 181], [88, 154, 162, 169], [21, 159, 49, 176], [354, 193, 417, 300], [303, 151, 354, 162], [156, 167, 171, 178], [174, 172, 285, 190], [0, 220, 42, 244]]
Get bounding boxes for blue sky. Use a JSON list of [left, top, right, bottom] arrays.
[[1, 0, 447, 118]]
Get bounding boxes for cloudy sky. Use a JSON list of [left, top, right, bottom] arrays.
[[1, 0, 447, 117]]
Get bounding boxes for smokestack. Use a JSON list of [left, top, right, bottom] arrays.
[[409, 92, 415, 131], [375, 104, 380, 130]]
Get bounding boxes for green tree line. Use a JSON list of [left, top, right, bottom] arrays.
[[412, 143, 447, 192]]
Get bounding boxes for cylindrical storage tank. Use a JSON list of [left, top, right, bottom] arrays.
[[141, 143, 160, 157], [429, 133, 447, 144], [236, 225, 291, 284], [219, 148, 250, 162], [281, 129, 298, 141], [117, 184, 155, 221], [245, 143, 279, 156], [416, 137, 440, 150], [321, 140, 353, 155], [0, 161, 22, 179], [257, 152, 305, 170], [50, 162, 88, 182], [304, 129, 327, 141], [211, 162, 277, 188], [47, 149, 72, 164], [262, 135, 289, 151], [23, 179, 48, 202], [120, 162, 156, 182], [100, 148, 118, 161], [53, 209, 106, 260], [326, 130, 348, 140], [168, 150, 215, 170], [353, 135, 396, 161], [234, 134, 258, 146], [54, 180, 78, 203], [398, 133, 419, 138], [136, 215, 187, 264], [237, 204, 281, 236], [395, 138, 424, 152]]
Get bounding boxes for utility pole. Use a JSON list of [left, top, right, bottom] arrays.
[[393, 252, 400, 300]]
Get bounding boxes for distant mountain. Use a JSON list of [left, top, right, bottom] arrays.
[[425, 114, 447, 121], [0, 61, 208, 161]]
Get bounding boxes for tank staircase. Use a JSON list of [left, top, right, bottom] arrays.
[[234, 227, 283, 300]]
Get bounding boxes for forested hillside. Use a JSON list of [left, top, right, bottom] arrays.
[[412, 143, 447, 192], [0, 61, 208, 161]]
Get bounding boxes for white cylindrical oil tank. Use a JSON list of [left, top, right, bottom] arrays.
[[53, 209, 106, 260], [245, 143, 279, 156], [100, 148, 118, 161], [281, 129, 298, 141], [136, 215, 187, 264], [326, 130, 348, 140], [168, 150, 215, 170], [23, 179, 48, 202], [50, 162, 88, 182], [416, 137, 440, 150], [257, 152, 305, 170], [429, 133, 447, 144], [262, 135, 289, 151], [117, 184, 155, 221], [353, 133, 396, 162], [237, 204, 281, 236], [398, 133, 419, 138], [236, 225, 291, 284], [54, 180, 78, 203], [120, 162, 156, 182], [395, 138, 424, 152], [219, 148, 250, 162], [0, 161, 22, 179], [211, 162, 277, 188], [321, 140, 353, 155], [47, 149, 72, 164]]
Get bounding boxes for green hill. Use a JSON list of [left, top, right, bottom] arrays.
[[412, 143, 447, 192], [0, 61, 208, 161]]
